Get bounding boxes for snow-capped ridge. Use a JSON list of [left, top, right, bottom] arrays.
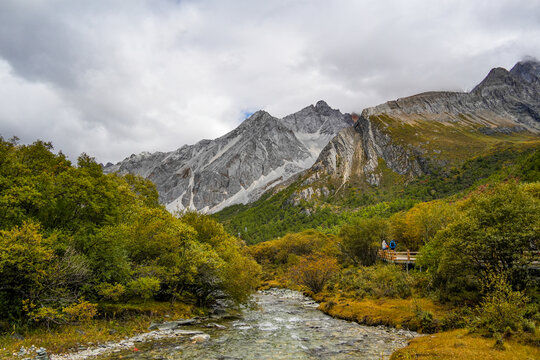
[[105, 101, 352, 213]]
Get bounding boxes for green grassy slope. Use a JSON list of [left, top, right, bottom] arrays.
[[214, 142, 540, 244]]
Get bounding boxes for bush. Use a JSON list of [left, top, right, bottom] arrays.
[[96, 283, 126, 302], [440, 307, 472, 330], [337, 264, 412, 299], [409, 305, 439, 333], [62, 298, 98, 322], [127, 277, 161, 301], [289, 255, 339, 293], [473, 272, 528, 335]]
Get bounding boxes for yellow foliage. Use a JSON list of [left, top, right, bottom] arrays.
[[62, 298, 97, 322], [391, 329, 540, 360], [289, 255, 339, 293], [249, 230, 339, 265], [391, 200, 455, 250]]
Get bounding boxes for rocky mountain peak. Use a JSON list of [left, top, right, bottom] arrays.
[[471, 67, 512, 93], [510, 58, 540, 83], [105, 101, 352, 213], [315, 100, 332, 114], [289, 60, 540, 205]]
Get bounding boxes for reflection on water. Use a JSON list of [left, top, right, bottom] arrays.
[[102, 289, 417, 360]]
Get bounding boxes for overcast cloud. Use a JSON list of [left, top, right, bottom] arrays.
[[0, 0, 539, 163]]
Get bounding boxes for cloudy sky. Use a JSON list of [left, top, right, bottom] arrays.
[[0, 0, 539, 164]]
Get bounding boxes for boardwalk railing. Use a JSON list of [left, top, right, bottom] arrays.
[[378, 250, 418, 265], [379, 250, 540, 270]]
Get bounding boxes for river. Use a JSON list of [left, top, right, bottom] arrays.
[[83, 289, 417, 360]]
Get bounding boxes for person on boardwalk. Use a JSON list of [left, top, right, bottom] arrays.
[[382, 239, 388, 250], [389, 240, 396, 251]]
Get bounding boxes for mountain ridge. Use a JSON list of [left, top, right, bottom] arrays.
[[104, 101, 353, 213], [265, 59, 540, 205], [106, 59, 540, 214]]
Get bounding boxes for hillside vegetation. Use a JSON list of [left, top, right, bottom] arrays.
[[249, 180, 540, 357], [216, 142, 540, 244], [0, 137, 260, 343]]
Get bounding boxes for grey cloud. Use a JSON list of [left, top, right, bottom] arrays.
[[0, 0, 539, 163]]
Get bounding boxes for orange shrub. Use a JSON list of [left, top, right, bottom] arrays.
[[288, 255, 339, 293]]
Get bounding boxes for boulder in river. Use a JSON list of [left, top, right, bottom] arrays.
[[206, 323, 227, 329], [148, 318, 198, 330], [34, 347, 49, 360], [191, 334, 210, 343]]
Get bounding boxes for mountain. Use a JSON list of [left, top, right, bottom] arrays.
[[104, 101, 353, 213], [288, 59, 540, 203], [215, 60, 540, 243]]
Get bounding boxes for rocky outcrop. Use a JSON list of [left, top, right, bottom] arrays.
[[107, 60, 540, 210], [289, 59, 540, 202], [362, 60, 540, 132], [104, 101, 352, 213]]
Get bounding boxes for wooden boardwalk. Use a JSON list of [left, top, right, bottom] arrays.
[[378, 250, 418, 265], [378, 250, 540, 270]]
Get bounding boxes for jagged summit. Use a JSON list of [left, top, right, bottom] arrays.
[[471, 67, 512, 93], [285, 60, 540, 206], [315, 100, 332, 112], [104, 101, 352, 213], [510, 58, 540, 83], [362, 60, 540, 132]]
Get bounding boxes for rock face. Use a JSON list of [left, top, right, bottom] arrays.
[[104, 101, 352, 213], [291, 59, 540, 202], [362, 60, 540, 132]]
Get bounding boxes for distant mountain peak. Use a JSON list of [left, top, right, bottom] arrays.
[[471, 67, 511, 93], [510, 57, 540, 83], [105, 101, 352, 213]]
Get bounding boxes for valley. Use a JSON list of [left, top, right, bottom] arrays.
[[1, 59, 539, 360]]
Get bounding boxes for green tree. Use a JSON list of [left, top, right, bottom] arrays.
[[0, 222, 54, 322], [339, 217, 389, 266], [419, 182, 540, 302]]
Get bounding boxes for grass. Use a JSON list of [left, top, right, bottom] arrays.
[[313, 292, 449, 332], [214, 113, 540, 245], [391, 329, 540, 360], [371, 114, 540, 165], [0, 300, 202, 358]]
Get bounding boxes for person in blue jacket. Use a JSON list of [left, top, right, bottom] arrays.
[[389, 240, 396, 251]]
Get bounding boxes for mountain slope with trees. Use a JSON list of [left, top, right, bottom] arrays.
[[215, 60, 540, 244], [0, 137, 260, 337]]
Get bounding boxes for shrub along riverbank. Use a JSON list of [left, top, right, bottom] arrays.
[[250, 180, 540, 359], [0, 138, 260, 357]]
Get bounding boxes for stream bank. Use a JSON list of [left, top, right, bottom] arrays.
[[48, 288, 417, 360]]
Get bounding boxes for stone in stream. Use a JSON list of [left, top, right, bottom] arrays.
[[206, 322, 227, 329], [34, 347, 49, 360], [18, 346, 27, 356], [148, 318, 198, 330], [190, 334, 210, 343], [175, 330, 205, 336]]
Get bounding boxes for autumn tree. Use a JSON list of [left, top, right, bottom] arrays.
[[419, 182, 540, 303], [339, 217, 389, 266], [289, 255, 339, 293], [390, 200, 455, 250]]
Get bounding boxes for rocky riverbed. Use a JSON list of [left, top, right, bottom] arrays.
[[46, 289, 417, 360]]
